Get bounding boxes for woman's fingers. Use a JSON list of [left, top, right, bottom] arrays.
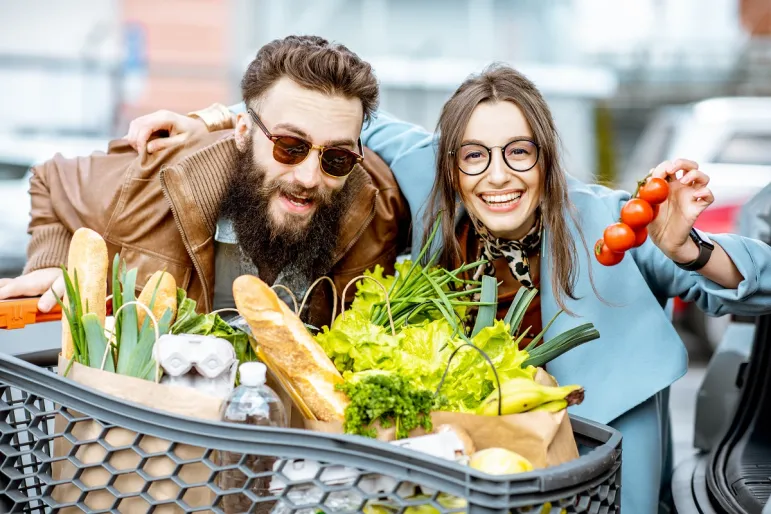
[[680, 169, 710, 187]]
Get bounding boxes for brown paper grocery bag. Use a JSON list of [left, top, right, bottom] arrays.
[[304, 368, 580, 469], [52, 355, 223, 513]]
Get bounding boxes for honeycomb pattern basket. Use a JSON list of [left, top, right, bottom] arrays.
[[0, 349, 622, 513]]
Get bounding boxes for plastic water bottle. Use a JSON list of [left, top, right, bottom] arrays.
[[218, 362, 287, 513]]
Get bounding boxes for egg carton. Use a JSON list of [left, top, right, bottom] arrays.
[[152, 333, 239, 399]]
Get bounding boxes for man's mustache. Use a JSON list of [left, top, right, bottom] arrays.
[[259, 179, 334, 205]]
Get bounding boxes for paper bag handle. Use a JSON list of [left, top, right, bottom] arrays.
[[434, 341, 503, 416], [341, 275, 395, 336]]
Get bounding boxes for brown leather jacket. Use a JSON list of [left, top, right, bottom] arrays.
[[26, 130, 411, 325]]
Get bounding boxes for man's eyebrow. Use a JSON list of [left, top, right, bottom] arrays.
[[271, 123, 357, 150], [324, 138, 358, 150], [272, 123, 310, 139]]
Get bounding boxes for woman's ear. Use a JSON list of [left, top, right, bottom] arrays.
[[234, 112, 250, 152]]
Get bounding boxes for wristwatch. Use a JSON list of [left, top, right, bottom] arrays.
[[674, 228, 714, 271]]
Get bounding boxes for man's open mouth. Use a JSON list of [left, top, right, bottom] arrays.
[[283, 192, 313, 207]]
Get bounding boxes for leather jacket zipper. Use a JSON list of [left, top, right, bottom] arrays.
[[159, 168, 211, 311], [331, 190, 379, 268]]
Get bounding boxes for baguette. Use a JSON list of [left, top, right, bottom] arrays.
[[233, 275, 348, 422], [136, 271, 178, 328], [62, 228, 108, 360]]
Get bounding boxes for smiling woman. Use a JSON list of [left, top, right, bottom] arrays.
[[427, 67, 580, 317], [368, 63, 771, 514]]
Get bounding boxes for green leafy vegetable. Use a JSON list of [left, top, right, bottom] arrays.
[[82, 313, 114, 372], [54, 266, 88, 366], [336, 371, 444, 439]]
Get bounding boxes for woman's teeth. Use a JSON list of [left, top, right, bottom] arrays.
[[481, 192, 522, 205]]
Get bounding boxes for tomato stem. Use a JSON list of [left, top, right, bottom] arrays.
[[633, 171, 653, 198]]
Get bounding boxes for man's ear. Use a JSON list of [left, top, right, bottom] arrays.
[[234, 112, 250, 151]]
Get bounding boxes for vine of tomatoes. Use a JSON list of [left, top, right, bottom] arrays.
[[595, 176, 670, 266]]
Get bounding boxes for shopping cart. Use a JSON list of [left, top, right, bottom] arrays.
[[0, 298, 622, 513]]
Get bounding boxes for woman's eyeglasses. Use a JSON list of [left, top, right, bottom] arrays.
[[451, 139, 539, 175], [248, 109, 363, 178]]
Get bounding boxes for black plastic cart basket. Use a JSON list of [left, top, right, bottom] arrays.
[[0, 297, 621, 514], [0, 346, 621, 514]]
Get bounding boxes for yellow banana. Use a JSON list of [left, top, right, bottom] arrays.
[[528, 399, 568, 413], [476, 378, 583, 416]]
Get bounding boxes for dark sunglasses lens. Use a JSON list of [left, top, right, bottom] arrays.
[[321, 149, 357, 177], [273, 136, 310, 165]]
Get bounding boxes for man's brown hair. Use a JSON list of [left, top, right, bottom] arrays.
[[241, 35, 379, 121]]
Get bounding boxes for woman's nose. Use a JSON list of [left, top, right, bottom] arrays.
[[486, 150, 509, 186]]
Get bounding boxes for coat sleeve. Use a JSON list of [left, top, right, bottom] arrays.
[[24, 140, 152, 273], [358, 111, 440, 255], [594, 187, 771, 317]]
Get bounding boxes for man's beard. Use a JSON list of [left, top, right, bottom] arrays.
[[220, 144, 355, 288]]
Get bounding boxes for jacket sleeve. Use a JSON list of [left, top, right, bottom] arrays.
[[24, 140, 141, 273], [359, 111, 440, 255], [595, 187, 771, 317]]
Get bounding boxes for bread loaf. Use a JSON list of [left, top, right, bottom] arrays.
[[233, 275, 348, 422], [62, 228, 108, 359], [136, 271, 177, 328]]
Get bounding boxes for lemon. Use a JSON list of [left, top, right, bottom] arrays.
[[469, 448, 534, 475]]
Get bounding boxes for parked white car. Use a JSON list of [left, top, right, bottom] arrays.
[[624, 97, 771, 353], [0, 132, 111, 276]]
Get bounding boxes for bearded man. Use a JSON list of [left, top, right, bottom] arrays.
[[0, 35, 411, 327]]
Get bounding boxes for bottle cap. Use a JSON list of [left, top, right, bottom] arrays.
[[239, 362, 267, 386]]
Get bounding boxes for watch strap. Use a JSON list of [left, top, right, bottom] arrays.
[[674, 229, 713, 271]]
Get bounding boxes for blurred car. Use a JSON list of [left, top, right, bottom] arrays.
[[669, 182, 771, 514], [623, 97, 771, 353], [0, 132, 111, 277]]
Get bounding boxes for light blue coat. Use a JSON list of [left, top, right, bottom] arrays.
[[356, 111, 771, 514], [229, 103, 771, 513]]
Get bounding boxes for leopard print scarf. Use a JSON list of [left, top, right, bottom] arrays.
[[470, 210, 543, 289]]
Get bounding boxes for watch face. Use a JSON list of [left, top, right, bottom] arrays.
[[693, 228, 714, 249]]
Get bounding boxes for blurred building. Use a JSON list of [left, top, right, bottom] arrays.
[[1, 0, 770, 181]]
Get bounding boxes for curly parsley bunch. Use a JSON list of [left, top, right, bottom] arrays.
[[336, 372, 447, 439]]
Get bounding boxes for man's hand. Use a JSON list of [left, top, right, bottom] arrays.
[[646, 158, 714, 263], [124, 110, 208, 154], [0, 268, 64, 312]]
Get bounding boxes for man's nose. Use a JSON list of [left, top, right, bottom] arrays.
[[292, 150, 323, 189]]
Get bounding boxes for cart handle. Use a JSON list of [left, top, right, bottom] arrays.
[[0, 297, 62, 330]]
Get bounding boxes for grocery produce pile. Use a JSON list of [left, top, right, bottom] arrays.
[[56, 229, 250, 381], [55, 216, 603, 494]]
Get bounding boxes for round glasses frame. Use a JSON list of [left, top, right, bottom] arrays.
[[450, 139, 540, 176]]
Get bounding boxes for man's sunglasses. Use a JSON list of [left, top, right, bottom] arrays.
[[248, 109, 363, 178]]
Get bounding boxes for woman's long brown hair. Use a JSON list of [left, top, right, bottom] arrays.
[[423, 63, 593, 313]]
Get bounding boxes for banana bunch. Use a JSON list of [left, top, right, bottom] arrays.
[[476, 377, 584, 416]]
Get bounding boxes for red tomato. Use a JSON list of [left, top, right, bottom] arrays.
[[620, 199, 654, 230], [633, 227, 648, 248], [595, 239, 624, 266], [639, 177, 669, 205], [651, 203, 660, 218], [603, 223, 636, 253]]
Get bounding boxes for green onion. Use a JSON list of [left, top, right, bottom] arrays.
[[82, 313, 114, 372], [471, 276, 498, 337]]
